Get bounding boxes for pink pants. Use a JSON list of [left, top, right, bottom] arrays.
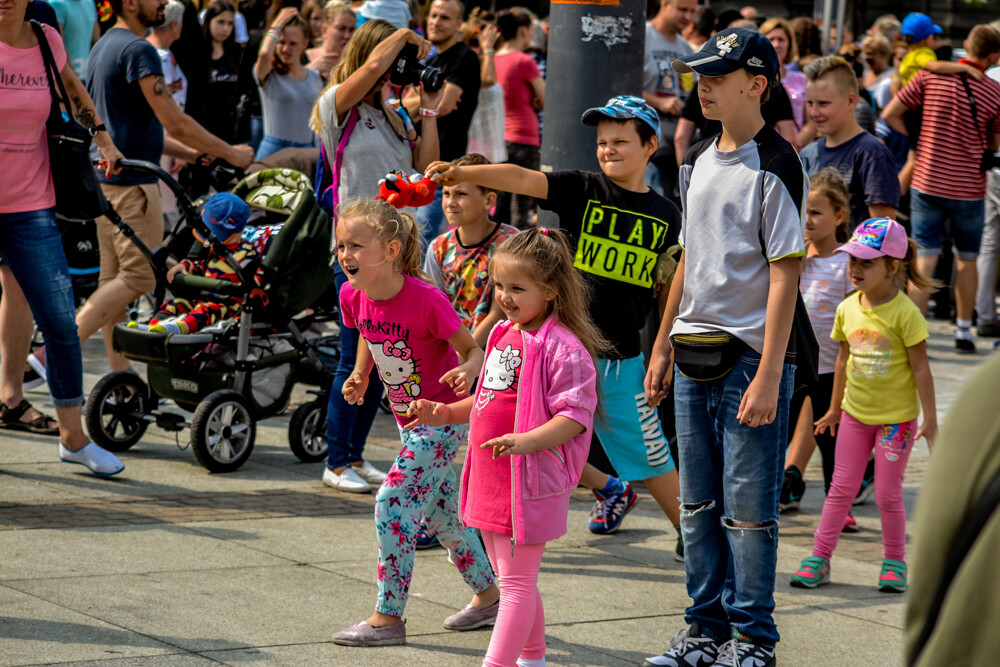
[[481, 530, 546, 667], [813, 411, 917, 562]]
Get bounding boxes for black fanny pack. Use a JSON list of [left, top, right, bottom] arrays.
[[671, 332, 746, 382]]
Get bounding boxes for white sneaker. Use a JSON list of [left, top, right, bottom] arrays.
[[353, 460, 387, 485], [322, 466, 372, 493], [59, 442, 125, 478]]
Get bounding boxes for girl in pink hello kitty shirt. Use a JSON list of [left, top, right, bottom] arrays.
[[331, 199, 499, 648]]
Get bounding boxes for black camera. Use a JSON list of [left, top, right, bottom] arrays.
[[389, 43, 443, 93], [981, 150, 1000, 172]]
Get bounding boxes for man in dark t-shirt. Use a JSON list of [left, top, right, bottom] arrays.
[[407, 0, 481, 247]]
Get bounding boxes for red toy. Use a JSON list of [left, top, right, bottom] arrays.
[[376, 171, 438, 209]]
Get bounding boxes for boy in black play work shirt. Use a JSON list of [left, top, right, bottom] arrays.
[[426, 95, 685, 555]]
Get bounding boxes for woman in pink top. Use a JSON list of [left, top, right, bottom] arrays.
[[763, 18, 808, 132], [494, 8, 544, 229], [408, 229, 602, 667], [0, 0, 126, 477]]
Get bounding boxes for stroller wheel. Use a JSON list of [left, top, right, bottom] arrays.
[[288, 400, 328, 463], [190, 390, 256, 473], [84, 371, 151, 452]]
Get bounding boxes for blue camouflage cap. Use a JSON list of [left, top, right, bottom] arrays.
[[196, 192, 250, 244], [581, 95, 661, 142]]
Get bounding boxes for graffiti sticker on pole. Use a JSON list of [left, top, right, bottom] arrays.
[[580, 14, 634, 48]]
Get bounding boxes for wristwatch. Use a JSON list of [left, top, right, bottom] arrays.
[[88, 124, 107, 137]]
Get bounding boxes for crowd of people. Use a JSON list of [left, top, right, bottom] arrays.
[[2, 0, 1000, 665]]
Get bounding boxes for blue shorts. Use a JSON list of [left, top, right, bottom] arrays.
[[594, 355, 676, 482], [910, 189, 986, 260]]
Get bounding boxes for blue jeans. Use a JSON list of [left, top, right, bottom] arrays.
[[417, 185, 445, 253], [256, 134, 316, 160], [0, 208, 83, 407], [248, 115, 264, 154], [910, 188, 986, 260], [673, 350, 794, 646], [326, 261, 382, 469]]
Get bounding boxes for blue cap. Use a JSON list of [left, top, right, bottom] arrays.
[[901, 13, 942, 43], [672, 28, 781, 89], [581, 95, 661, 142], [197, 192, 250, 244]]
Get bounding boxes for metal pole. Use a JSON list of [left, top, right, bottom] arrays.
[[834, 0, 848, 53], [820, 0, 834, 54], [539, 0, 647, 227]]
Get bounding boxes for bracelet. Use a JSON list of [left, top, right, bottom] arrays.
[[483, 50, 495, 55], [418, 107, 439, 117], [265, 28, 281, 40], [88, 123, 107, 137]]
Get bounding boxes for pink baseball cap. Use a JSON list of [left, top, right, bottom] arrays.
[[836, 218, 909, 260]]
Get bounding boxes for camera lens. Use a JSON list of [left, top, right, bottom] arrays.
[[419, 65, 444, 93]]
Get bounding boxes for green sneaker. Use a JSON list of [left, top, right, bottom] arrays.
[[878, 559, 907, 593], [790, 556, 831, 588]]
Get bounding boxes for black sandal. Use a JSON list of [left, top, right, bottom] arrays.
[[0, 399, 60, 436]]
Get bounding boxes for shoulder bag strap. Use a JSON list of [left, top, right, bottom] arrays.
[[909, 467, 1000, 665], [327, 105, 359, 217], [29, 20, 71, 120], [960, 73, 986, 146]]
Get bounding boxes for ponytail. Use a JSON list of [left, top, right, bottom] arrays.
[[899, 238, 942, 294]]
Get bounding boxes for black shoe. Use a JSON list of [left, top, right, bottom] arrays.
[[642, 624, 720, 667], [977, 322, 1000, 338], [955, 337, 977, 354], [779, 465, 805, 512], [674, 532, 685, 562], [715, 636, 776, 667]]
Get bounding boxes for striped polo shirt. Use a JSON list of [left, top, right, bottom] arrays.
[[897, 67, 1000, 200]]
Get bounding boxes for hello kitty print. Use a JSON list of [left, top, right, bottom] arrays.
[[339, 275, 465, 426]]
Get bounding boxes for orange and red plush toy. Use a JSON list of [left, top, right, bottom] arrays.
[[376, 171, 438, 208]]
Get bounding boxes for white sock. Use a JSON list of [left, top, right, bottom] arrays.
[[516, 659, 545, 667], [957, 318, 973, 330], [956, 326, 973, 341]]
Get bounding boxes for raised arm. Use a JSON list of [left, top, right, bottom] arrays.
[[425, 161, 548, 199], [255, 7, 299, 87], [334, 29, 429, 118]]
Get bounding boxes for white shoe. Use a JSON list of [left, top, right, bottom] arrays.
[[352, 460, 387, 485], [28, 353, 47, 382], [322, 466, 372, 493], [59, 442, 125, 478]]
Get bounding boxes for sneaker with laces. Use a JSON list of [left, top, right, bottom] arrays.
[[588, 482, 638, 534], [878, 558, 907, 593], [790, 555, 831, 588], [23, 366, 45, 391], [779, 465, 805, 512], [322, 466, 371, 493], [414, 521, 441, 549], [714, 632, 775, 667], [641, 623, 720, 667]]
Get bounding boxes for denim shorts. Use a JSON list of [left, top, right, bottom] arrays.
[[910, 189, 986, 260]]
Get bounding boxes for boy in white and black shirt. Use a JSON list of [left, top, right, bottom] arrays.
[[644, 28, 806, 667]]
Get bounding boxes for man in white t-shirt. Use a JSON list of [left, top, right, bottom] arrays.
[[643, 0, 697, 199]]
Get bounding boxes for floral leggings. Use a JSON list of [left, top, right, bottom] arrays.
[[375, 423, 495, 616]]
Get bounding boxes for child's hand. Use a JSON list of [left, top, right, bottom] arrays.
[[166, 262, 189, 283], [916, 419, 937, 452], [480, 433, 534, 459], [643, 350, 674, 407], [963, 64, 986, 81], [441, 363, 474, 396], [404, 400, 449, 429], [814, 409, 841, 436], [425, 161, 463, 186], [342, 371, 369, 405], [736, 375, 779, 428]]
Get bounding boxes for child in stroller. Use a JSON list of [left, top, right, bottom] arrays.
[[128, 193, 263, 336]]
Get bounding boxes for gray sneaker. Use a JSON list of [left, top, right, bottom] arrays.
[[443, 601, 499, 631], [332, 620, 406, 646]]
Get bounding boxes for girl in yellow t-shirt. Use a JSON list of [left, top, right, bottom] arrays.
[[790, 217, 938, 594]]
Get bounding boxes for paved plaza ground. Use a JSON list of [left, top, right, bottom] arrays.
[[0, 319, 991, 666]]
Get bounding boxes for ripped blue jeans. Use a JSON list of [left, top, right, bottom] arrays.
[[673, 349, 793, 647]]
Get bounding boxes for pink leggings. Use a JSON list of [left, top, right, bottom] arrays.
[[481, 530, 546, 667], [813, 411, 917, 562]]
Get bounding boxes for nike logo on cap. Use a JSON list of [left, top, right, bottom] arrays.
[[747, 56, 764, 67]]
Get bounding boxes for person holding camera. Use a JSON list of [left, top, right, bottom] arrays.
[[883, 24, 1000, 354], [309, 19, 443, 495]]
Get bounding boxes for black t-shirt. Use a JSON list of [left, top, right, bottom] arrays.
[[538, 171, 681, 359], [190, 54, 241, 144], [682, 83, 794, 142], [25, 0, 58, 29], [426, 42, 481, 161], [86, 28, 164, 185]]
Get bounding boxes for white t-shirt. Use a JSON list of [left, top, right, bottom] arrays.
[[155, 46, 187, 109], [801, 253, 853, 374], [643, 23, 694, 133]]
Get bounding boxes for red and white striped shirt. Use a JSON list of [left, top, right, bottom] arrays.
[[897, 67, 1000, 200]]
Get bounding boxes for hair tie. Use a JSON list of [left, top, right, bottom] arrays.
[[539, 227, 549, 236]]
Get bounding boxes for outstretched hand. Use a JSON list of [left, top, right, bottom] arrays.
[[425, 161, 463, 186], [440, 364, 473, 396], [480, 433, 533, 459], [404, 399, 449, 429], [342, 370, 370, 405], [814, 409, 841, 436]]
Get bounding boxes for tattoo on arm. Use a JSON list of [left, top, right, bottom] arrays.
[[152, 75, 168, 97], [71, 95, 97, 128]]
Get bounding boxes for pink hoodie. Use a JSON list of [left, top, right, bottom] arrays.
[[460, 316, 598, 546]]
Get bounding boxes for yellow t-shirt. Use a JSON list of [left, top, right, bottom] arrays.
[[831, 290, 929, 425], [898, 46, 937, 86]]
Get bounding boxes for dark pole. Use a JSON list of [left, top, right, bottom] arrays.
[[539, 0, 647, 227]]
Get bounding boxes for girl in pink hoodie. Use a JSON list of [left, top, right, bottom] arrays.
[[406, 228, 604, 667]]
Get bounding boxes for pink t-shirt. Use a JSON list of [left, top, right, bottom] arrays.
[[495, 51, 541, 146], [464, 327, 524, 536], [0, 24, 67, 214], [340, 275, 463, 426], [801, 253, 852, 375]]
